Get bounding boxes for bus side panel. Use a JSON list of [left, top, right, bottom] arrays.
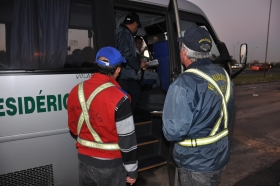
[[0, 134, 79, 185], [0, 73, 91, 185]]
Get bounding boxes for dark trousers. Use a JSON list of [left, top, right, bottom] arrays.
[[178, 166, 225, 186], [79, 161, 126, 186], [117, 79, 141, 113]]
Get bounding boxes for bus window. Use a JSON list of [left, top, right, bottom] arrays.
[[67, 29, 90, 55], [0, 23, 8, 69], [65, 29, 94, 68], [0, 1, 95, 70]]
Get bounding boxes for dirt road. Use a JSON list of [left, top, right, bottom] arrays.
[[220, 82, 280, 186]]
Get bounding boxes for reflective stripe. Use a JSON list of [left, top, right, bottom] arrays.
[[211, 110, 223, 136], [77, 82, 120, 150], [77, 137, 120, 150], [178, 68, 230, 147], [177, 129, 228, 147], [186, 68, 229, 128], [210, 68, 231, 136], [223, 68, 231, 103], [77, 82, 115, 140]]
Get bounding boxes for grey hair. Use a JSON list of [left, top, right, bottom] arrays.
[[181, 43, 212, 62]]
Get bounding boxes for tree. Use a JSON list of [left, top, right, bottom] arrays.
[[274, 62, 280, 68], [211, 54, 236, 66], [251, 60, 260, 66]]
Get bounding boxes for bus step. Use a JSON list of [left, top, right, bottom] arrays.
[[135, 121, 152, 126], [137, 135, 159, 146], [138, 154, 167, 172]]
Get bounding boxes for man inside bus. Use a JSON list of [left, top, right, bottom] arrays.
[[135, 36, 146, 60], [116, 12, 146, 113], [135, 36, 160, 88], [162, 26, 234, 186], [67, 46, 138, 186], [81, 46, 95, 68]]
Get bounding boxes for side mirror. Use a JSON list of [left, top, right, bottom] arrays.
[[231, 43, 248, 79], [240, 43, 247, 64]]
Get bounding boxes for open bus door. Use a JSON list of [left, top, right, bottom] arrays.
[[165, 0, 181, 185], [132, 0, 183, 184], [128, 1, 182, 183]]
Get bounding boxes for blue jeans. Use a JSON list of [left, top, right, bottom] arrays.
[[178, 166, 225, 186], [79, 161, 126, 186]]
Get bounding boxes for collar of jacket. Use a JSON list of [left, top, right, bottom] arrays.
[[89, 73, 121, 88], [186, 58, 212, 70], [90, 73, 130, 99], [119, 23, 134, 35]]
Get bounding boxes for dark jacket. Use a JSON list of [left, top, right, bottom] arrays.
[[116, 24, 141, 79], [162, 59, 234, 172]]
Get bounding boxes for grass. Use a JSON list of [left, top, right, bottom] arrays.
[[233, 72, 280, 85]]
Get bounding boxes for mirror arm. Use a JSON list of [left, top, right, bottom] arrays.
[[231, 65, 246, 79]]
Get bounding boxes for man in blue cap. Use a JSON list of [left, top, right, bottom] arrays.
[[68, 46, 138, 186], [162, 26, 234, 186]]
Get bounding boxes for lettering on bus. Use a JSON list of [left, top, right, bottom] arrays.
[[76, 73, 93, 79], [0, 90, 69, 117]]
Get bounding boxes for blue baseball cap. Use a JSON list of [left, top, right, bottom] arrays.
[[96, 47, 126, 67], [178, 26, 212, 52]]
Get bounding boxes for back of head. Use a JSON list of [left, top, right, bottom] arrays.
[[72, 49, 82, 55], [178, 26, 212, 62], [134, 36, 143, 43], [81, 46, 95, 63], [95, 46, 126, 76], [123, 12, 142, 27]]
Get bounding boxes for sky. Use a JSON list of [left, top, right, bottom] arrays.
[[187, 0, 280, 63]]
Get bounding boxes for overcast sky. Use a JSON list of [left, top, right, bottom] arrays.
[[187, 0, 280, 63]]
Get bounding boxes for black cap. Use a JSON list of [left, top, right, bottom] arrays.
[[178, 26, 212, 52], [123, 12, 142, 28]]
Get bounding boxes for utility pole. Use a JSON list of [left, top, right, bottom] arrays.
[[264, 0, 272, 78], [250, 47, 258, 68]]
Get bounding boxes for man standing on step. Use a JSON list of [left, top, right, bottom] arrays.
[[116, 12, 146, 113]]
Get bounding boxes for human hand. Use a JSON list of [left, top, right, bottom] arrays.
[[140, 61, 147, 68], [126, 176, 137, 185]]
